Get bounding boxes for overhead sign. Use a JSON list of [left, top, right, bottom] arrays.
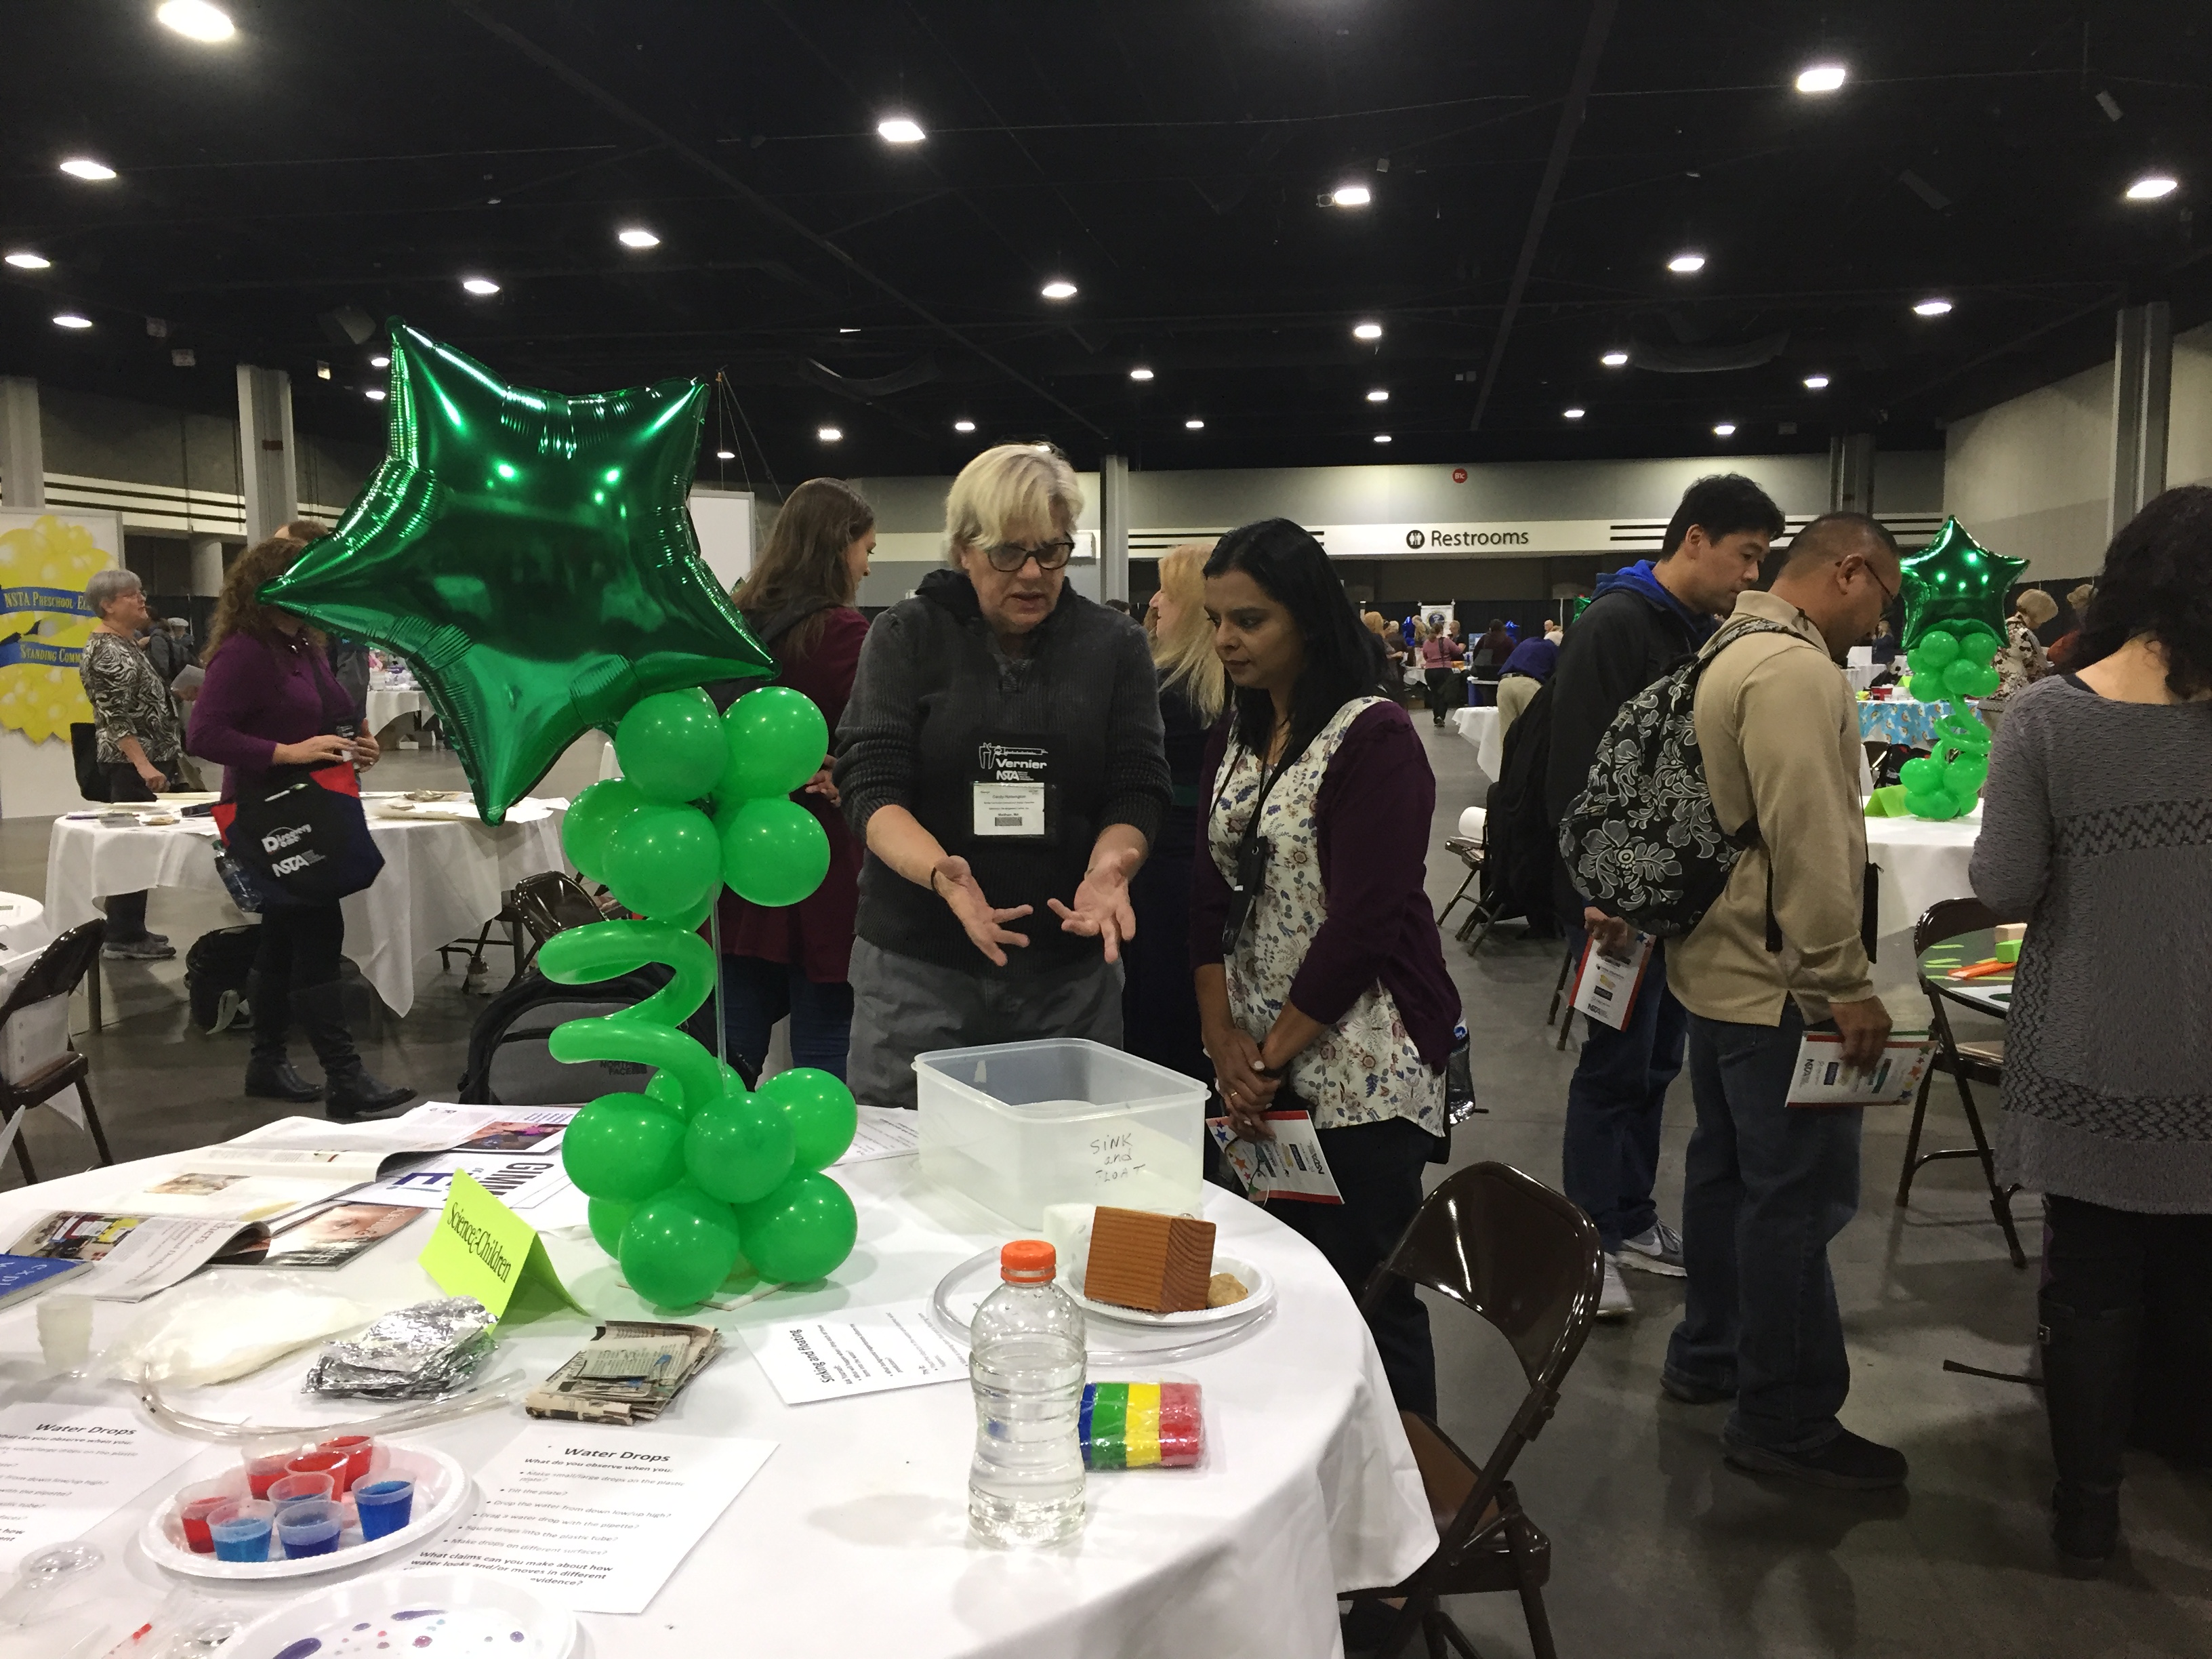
[[1317, 520, 1619, 558]]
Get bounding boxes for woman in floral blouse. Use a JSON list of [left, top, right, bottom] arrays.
[[1190, 518, 1461, 1416], [78, 567, 182, 960]]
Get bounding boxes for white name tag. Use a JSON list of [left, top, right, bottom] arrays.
[[973, 781, 1046, 836]]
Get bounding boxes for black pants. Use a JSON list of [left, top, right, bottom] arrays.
[[2045, 1194, 2212, 1462], [101, 760, 176, 940], [1424, 668, 1455, 724], [1270, 1115, 1439, 1417], [253, 902, 348, 990]]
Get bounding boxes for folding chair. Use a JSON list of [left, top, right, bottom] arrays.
[[0, 921, 117, 1185], [1436, 837, 1486, 939], [1345, 1162, 1604, 1659], [511, 871, 611, 954], [1897, 897, 2028, 1269], [438, 893, 528, 990]]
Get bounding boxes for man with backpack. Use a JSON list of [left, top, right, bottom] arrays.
[[1546, 475, 1783, 1318]]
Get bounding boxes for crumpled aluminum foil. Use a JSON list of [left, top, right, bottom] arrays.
[[304, 1296, 498, 1399]]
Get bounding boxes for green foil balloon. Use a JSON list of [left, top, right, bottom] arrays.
[[603, 804, 722, 920], [684, 1090, 796, 1205], [619, 1183, 744, 1309], [255, 323, 773, 823], [758, 1067, 858, 1171], [721, 798, 831, 907], [719, 687, 830, 802], [617, 688, 729, 805], [735, 1170, 858, 1284], [588, 1197, 634, 1257], [561, 778, 647, 882], [1898, 518, 2029, 653], [562, 1094, 688, 1202]]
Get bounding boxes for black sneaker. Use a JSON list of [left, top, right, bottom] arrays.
[[1724, 1429, 1908, 1491], [1660, 1370, 1735, 1404]]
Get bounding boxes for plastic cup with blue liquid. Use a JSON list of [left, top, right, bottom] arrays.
[[353, 1478, 415, 1540]]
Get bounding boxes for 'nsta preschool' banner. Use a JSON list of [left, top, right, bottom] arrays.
[[0, 512, 119, 744]]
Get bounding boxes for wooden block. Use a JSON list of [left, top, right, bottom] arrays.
[[1084, 1207, 1216, 1313]]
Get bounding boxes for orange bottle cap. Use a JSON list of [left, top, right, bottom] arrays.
[[1000, 1240, 1056, 1282]]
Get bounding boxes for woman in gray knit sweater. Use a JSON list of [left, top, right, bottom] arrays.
[[1970, 484, 2212, 1578]]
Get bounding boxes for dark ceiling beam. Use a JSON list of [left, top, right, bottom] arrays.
[[1468, 0, 1618, 432], [446, 1, 1111, 441]]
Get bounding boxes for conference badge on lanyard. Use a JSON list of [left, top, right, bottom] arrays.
[[971, 739, 1055, 840]]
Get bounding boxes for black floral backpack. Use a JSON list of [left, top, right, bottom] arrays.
[[1557, 618, 1797, 937]]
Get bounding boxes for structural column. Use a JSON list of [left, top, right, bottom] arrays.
[[2109, 300, 2172, 537], [1098, 452, 1130, 603], [1828, 432, 1876, 515], [235, 364, 298, 544], [0, 377, 44, 509], [189, 535, 226, 598]]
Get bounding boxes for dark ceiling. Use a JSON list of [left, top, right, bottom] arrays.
[[4, 0, 2209, 489]]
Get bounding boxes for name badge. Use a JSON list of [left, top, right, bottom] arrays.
[[973, 782, 1046, 836]]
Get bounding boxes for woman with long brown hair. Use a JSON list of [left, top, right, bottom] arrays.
[[716, 478, 876, 1079], [188, 535, 413, 1120]]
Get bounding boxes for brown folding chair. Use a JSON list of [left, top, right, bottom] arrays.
[[1345, 1162, 1604, 1659], [0, 921, 117, 1185], [1897, 896, 2028, 1269]]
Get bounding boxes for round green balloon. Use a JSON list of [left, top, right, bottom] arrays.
[[758, 1067, 857, 1170], [562, 1093, 689, 1202], [684, 1090, 796, 1205], [1905, 790, 1959, 821], [615, 689, 729, 806], [720, 687, 828, 802], [587, 1197, 634, 1257], [561, 777, 649, 882], [1899, 756, 1946, 795], [642, 1071, 690, 1119], [1914, 629, 1961, 670], [720, 798, 831, 907], [620, 1183, 744, 1309], [1946, 753, 1990, 792], [1906, 673, 1948, 703], [1942, 658, 1986, 697], [603, 803, 722, 920], [735, 1170, 857, 1284], [1955, 625, 2002, 665], [1964, 662, 2002, 698]]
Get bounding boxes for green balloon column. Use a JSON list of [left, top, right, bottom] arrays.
[[546, 685, 857, 1309], [1894, 519, 2030, 821]]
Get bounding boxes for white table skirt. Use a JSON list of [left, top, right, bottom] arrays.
[[1865, 802, 1981, 937], [0, 1149, 1435, 1659], [1445, 705, 1503, 785], [42, 800, 569, 1015], [363, 682, 427, 735]]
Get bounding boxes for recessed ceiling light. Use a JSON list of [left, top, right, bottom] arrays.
[[315, 361, 331, 381], [1600, 350, 1629, 367], [1913, 297, 1953, 316], [953, 419, 976, 433], [1803, 373, 1830, 389], [4, 251, 51, 270], [1366, 388, 1389, 403], [1372, 433, 1392, 443], [59, 157, 117, 181], [1330, 184, 1372, 207], [2126, 174, 2179, 201], [714, 448, 735, 460], [369, 354, 390, 367], [1129, 367, 1154, 381], [817, 426, 842, 443], [1563, 407, 1585, 419], [1795, 62, 1847, 94], [1040, 279, 1078, 300], [52, 312, 93, 329], [365, 387, 387, 401], [1667, 252, 1706, 274], [1185, 418, 1205, 430], [1352, 321, 1383, 340], [617, 227, 660, 248], [1713, 422, 1737, 436], [461, 276, 500, 295], [877, 117, 925, 144], [157, 1, 234, 41], [838, 327, 861, 334]]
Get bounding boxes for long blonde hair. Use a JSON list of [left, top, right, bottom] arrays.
[[1151, 541, 1225, 722]]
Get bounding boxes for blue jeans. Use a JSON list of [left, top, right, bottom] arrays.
[[1664, 1006, 1865, 1455], [1561, 928, 1687, 1250], [719, 955, 854, 1082]]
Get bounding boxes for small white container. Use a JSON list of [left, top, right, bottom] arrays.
[[916, 1039, 1206, 1227]]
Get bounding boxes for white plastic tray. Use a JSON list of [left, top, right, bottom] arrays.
[[929, 1249, 1275, 1364], [222, 1565, 577, 1659]]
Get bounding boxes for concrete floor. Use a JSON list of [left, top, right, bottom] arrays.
[[5, 716, 2208, 1655]]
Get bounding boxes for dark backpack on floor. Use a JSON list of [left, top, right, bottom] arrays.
[[1481, 678, 1560, 926], [185, 924, 260, 1033], [456, 965, 752, 1106]]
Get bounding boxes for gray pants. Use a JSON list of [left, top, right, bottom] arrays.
[[846, 937, 1124, 1109]]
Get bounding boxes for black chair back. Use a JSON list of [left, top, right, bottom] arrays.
[[0, 922, 106, 1025], [512, 872, 605, 948], [1913, 895, 2003, 964]]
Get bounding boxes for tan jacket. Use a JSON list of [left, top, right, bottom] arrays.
[[1670, 590, 1875, 1026]]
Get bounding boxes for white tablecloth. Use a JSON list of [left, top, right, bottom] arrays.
[[42, 799, 570, 1015], [0, 1149, 1434, 1659], [362, 681, 427, 736], [1865, 802, 1981, 937], [0, 892, 47, 955], [1445, 705, 1503, 786]]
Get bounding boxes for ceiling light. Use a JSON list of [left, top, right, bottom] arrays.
[[5, 251, 52, 270], [1913, 297, 1953, 316], [369, 354, 390, 367], [1795, 62, 1847, 94], [617, 227, 660, 248], [157, 1, 233, 41], [1667, 252, 1706, 274], [1040, 279, 1078, 300], [315, 361, 331, 381], [1563, 407, 1585, 419], [1352, 321, 1383, 340], [365, 387, 387, 401], [52, 313, 92, 329], [1372, 433, 1392, 444], [2126, 174, 2179, 201], [1129, 367, 1154, 381], [1713, 422, 1736, 436], [1803, 373, 1830, 389], [1185, 418, 1205, 430], [59, 157, 117, 181], [1330, 184, 1372, 207], [714, 448, 735, 460], [838, 327, 861, 334], [817, 426, 842, 443], [954, 419, 976, 433], [877, 117, 925, 144], [461, 276, 500, 295], [1600, 350, 1629, 367], [1366, 388, 1389, 403]]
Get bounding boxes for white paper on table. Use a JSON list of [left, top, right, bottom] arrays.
[[741, 1298, 966, 1404], [1569, 933, 1653, 1031], [73, 1214, 265, 1301], [407, 1427, 774, 1614], [834, 1105, 920, 1164], [0, 1402, 205, 1573], [1206, 1113, 1344, 1204], [348, 1152, 568, 1210], [510, 1172, 590, 1230], [1786, 1030, 1935, 1106]]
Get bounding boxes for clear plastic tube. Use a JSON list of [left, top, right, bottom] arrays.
[[132, 1368, 531, 1444]]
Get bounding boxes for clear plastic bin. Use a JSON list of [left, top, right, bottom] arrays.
[[916, 1039, 1206, 1227]]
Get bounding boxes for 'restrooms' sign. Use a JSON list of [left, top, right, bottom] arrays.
[[1317, 520, 1619, 557]]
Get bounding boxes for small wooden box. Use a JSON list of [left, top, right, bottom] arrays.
[[1084, 1207, 1216, 1313]]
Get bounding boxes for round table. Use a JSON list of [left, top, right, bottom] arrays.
[[41, 797, 570, 1016], [1917, 924, 2012, 1017], [0, 1146, 1435, 1659], [0, 892, 47, 954], [1864, 802, 1980, 937], [363, 678, 428, 737], [1445, 705, 1503, 789], [1858, 696, 1943, 748]]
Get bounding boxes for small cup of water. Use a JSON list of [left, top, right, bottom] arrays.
[[353, 1478, 414, 1540]]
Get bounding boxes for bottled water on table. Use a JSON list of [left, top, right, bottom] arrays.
[[968, 1238, 1087, 1546]]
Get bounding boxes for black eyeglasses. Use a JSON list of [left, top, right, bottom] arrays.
[[983, 537, 1076, 573], [1864, 558, 1898, 608]]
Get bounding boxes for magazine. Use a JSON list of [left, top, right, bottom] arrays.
[[260, 1202, 429, 1269], [8, 1212, 271, 1300]]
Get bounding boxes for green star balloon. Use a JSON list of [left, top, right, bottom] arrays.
[[1898, 516, 2030, 651], [261, 323, 773, 821]]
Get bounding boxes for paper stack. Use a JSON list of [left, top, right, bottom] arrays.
[[525, 1321, 722, 1425]]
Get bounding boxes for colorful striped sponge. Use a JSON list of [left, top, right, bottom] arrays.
[[1079, 1381, 1204, 1469]]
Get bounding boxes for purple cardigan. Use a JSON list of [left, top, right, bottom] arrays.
[[188, 632, 355, 800], [1189, 700, 1461, 1071]]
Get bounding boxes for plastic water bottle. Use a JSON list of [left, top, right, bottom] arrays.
[[967, 1239, 1087, 1546]]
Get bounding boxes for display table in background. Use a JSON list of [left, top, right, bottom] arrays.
[[363, 677, 428, 737], [1865, 802, 1981, 937], [1858, 696, 1943, 748], [0, 892, 47, 954], [1446, 705, 1504, 790]]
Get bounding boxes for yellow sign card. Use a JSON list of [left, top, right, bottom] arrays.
[[417, 1168, 585, 1321]]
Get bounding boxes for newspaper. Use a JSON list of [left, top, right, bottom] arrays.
[[525, 1321, 722, 1426]]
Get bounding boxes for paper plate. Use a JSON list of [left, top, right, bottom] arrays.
[[929, 1249, 1276, 1365], [222, 1566, 577, 1659], [140, 1443, 470, 1581], [1062, 1254, 1276, 1328]]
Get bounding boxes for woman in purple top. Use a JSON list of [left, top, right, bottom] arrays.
[[1191, 518, 1460, 1416], [188, 535, 413, 1120]]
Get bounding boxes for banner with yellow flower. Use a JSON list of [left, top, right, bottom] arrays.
[[0, 512, 121, 744]]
